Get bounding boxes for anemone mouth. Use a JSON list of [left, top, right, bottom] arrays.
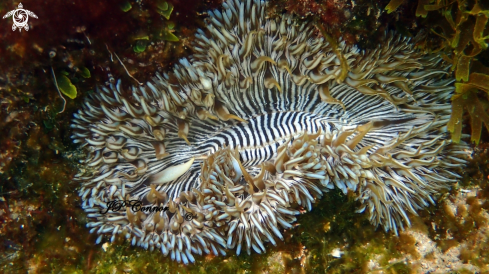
[[72, 0, 470, 264]]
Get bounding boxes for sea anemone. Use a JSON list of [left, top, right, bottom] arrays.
[[71, 0, 470, 264]]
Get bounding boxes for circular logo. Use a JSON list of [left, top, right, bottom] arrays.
[[13, 10, 28, 25]]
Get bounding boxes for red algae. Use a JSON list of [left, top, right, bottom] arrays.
[[284, 0, 346, 28]]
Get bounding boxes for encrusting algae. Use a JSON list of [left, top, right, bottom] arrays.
[[72, 0, 471, 264]]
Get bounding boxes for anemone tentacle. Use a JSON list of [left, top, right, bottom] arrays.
[[72, 0, 470, 264]]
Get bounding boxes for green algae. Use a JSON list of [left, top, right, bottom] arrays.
[[119, 0, 132, 12], [56, 74, 77, 100], [157, 1, 174, 20], [162, 30, 179, 42], [78, 66, 91, 79], [133, 39, 148, 53], [385, 0, 405, 14]]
